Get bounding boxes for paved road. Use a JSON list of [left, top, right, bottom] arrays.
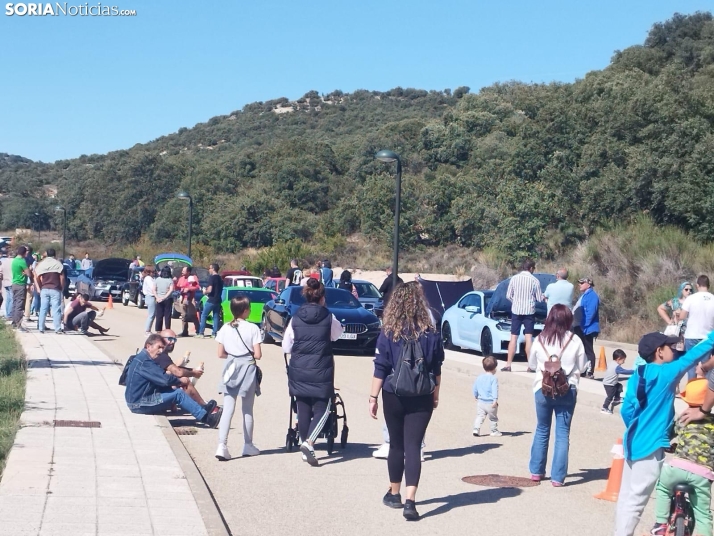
[[91, 302, 656, 536]]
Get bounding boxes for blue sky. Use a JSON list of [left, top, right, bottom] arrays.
[[1, 0, 711, 162]]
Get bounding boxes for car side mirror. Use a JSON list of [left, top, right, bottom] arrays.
[[464, 305, 480, 314]]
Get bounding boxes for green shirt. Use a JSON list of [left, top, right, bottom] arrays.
[[11, 257, 27, 286]]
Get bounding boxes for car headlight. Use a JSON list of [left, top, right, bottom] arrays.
[[496, 322, 511, 331], [367, 321, 381, 330]]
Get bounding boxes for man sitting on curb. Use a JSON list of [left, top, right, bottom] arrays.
[[63, 293, 108, 335], [124, 334, 222, 427], [157, 329, 217, 413]]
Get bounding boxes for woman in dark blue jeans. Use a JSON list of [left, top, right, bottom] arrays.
[[527, 304, 588, 486]]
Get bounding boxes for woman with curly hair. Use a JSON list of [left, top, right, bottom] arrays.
[[368, 281, 444, 521]]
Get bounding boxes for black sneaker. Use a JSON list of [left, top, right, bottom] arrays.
[[203, 400, 217, 415], [203, 407, 223, 428], [383, 490, 403, 509], [403, 499, 419, 521]]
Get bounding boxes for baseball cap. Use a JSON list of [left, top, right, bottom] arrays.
[[578, 277, 594, 286], [680, 378, 708, 407], [637, 332, 680, 362]]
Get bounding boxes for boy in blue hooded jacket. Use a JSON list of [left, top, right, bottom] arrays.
[[614, 330, 714, 536]]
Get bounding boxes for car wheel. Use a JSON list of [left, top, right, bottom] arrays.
[[480, 328, 493, 356], [262, 315, 274, 344], [137, 293, 145, 309], [442, 322, 455, 350], [122, 291, 129, 306]]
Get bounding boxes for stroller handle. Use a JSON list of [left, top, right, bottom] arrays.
[[283, 352, 290, 374]]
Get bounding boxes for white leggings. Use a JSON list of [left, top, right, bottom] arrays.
[[218, 381, 256, 446]]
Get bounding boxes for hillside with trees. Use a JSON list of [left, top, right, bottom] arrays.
[[1, 12, 713, 263]]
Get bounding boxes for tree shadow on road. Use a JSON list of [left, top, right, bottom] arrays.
[[428, 443, 500, 460], [419, 487, 523, 519], [566, 467, 610, 486]]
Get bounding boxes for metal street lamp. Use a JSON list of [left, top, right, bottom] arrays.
[[375, 149, 402, 291], [34, 212, 41, 243], [54, 206, 66, 261], [177, 191, 193, 260]]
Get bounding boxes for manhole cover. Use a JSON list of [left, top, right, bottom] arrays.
[[462, 474, 539, 488], [174, 428, 197, 436], [53, 420, 101, 428]]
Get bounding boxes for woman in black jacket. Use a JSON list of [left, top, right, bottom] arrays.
[[282, 278, 344, 466], [369, 282, 444, 521]]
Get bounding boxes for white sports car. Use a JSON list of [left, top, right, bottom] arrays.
[[441, 273, 555, 356]]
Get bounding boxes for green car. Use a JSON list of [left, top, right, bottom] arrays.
[[199, 286, 278, 328]]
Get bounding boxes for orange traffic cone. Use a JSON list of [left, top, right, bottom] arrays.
[[106, 295, 114, 309], [594, 438, 624, 502], [596, 346, 607, 371]]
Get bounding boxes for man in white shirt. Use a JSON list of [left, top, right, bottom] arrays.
[[543, 268, 574, 314], [503, 258, 542, 372], [680, 274, 714, 379], [80, 253, 93, 270]]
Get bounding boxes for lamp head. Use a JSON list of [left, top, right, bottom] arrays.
[[54, 206, 64, 212], [375, 149, 400, 163], [177, 191, 191, 200]]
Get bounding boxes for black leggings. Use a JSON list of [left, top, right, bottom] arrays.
[[155, 298, 173, 332], [383, 390, 433, 487], [296, 396, 331, 444]]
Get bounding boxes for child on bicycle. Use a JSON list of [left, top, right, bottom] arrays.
[[614, 331, 714, 536], [650, 377, 714, 536]]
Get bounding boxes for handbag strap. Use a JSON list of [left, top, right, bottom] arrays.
[[232, 322, 255, 359]]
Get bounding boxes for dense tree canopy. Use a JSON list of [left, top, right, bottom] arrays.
[[1, 12, 713, 260]]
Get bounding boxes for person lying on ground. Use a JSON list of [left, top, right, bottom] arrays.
[[63, 293, 108, 335], [157, 329, 216, 412], [124, 334, 222, 427]]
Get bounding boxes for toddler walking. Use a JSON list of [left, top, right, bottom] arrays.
[[601, 349, 634, 414], [473, 356, 501, 437]]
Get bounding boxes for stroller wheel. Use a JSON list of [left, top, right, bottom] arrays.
[[340, 425, 349, 448], [326, 435, 334, 455], [286, 430, 296, 452]]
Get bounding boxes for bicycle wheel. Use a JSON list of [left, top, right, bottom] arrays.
[[674, 515, 686, 536]]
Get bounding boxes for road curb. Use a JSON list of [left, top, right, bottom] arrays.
[[156, 416, 231, 536]]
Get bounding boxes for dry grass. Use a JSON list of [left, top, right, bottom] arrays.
[[0, 324, 26, 477]]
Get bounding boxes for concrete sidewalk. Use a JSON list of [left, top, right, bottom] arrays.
[[0, 330, 213, 536]]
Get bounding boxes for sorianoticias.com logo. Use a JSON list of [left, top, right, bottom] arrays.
[[5, 2, 137, 16]]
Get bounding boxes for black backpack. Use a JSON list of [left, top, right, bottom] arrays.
[[388, 338, 436, 397], [118, 349, 139, 386]]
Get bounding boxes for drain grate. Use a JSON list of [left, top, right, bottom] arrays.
[[462, 474, 539, 488], [53, 420, 101, 428], [174, 428, 197, 436]]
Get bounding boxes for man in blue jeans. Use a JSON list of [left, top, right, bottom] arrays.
[[124, 334, 222, 427], [35, 248, 65, 334], [680, 275, 714, 379], [197, 263, 223, 339]]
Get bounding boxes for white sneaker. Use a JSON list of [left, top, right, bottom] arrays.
[[372, 443, 389, 459], [242, 444, 260, 457], [490, 431, 503, 437], [472, 429, 480, 437], [215, 443, 231, 461], [300, 442, 318, 466]]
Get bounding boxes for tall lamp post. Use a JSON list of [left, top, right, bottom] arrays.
[[55, 206, 66, 261], [375, 150, 402, 290], [177, 191, 193, 260], [34, 212, 41, 243]]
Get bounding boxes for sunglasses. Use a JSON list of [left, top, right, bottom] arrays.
[[165, 337, 177, 343], [684, 288, 693, 292]]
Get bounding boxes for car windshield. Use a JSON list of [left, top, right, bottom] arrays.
[[354, 282, 381, 299], [289, 288, 361, 308], [226, 289, 277, 304], [483, 291, 493, 310], [67, 269, 85, 278]]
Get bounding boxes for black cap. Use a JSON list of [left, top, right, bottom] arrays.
[[638, 332, 680, 361]]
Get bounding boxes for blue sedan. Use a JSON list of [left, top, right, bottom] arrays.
[[262, 286, 381, 352]]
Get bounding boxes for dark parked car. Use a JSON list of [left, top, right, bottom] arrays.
[[86, 258, 132, 301], [121, 267, 146, 308], [262, 286, 381, 353]]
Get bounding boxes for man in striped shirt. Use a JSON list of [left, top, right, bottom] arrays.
[[502, 258, 543, 372]]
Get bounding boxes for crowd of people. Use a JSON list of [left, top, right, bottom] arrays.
[[0, 244, 107, 335]]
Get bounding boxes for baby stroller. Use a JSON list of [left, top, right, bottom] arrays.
[[283, 353, 349, 454]]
